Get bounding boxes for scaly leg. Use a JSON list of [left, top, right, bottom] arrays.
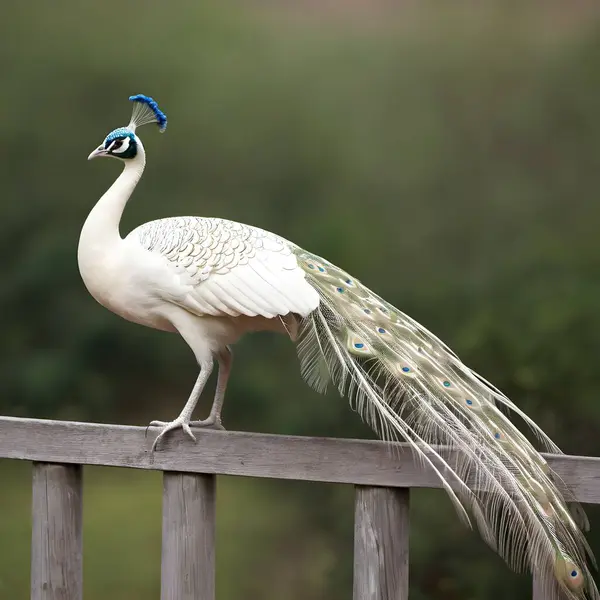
[[149, 357, 214, 452], [190, 346, 232, 430]]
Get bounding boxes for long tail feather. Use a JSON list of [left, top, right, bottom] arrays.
[[293, 250, 598, 599]]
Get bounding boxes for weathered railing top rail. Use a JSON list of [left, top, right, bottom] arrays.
[[1, 416, 600, 501], [3, 415, 600, 600]]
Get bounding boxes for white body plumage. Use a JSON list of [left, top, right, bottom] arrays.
[[78, 142, 319, 354]]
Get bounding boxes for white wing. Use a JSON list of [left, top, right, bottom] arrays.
[[127, 217, 320, 319]]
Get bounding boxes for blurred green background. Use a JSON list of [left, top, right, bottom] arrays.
[[2, 1, 600, 598]]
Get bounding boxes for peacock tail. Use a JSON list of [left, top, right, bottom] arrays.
[[292, 248, 598, 600]]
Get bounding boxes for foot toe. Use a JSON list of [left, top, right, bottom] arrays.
[[148, 418, 194, 452], [182, 423, 197, 443]]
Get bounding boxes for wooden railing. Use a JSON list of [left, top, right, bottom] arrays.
[[1, 415, 599, 599]]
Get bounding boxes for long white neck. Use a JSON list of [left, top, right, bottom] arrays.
[[78, 144, 146, 264]]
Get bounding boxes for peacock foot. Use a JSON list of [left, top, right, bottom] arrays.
[[189, 417, 226, 431], [148, 417, 196, 452]]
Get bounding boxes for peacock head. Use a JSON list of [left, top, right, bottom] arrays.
[[88, 94, 167, 162]]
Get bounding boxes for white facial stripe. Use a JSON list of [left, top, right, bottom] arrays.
[[111, 136, 131, 154]]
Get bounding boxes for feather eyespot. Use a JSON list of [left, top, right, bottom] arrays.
[[347, 335, 372, 355], [377, 327, 387, 334], [436, 378, 464, 399], [336, 287, 344, 293], [558, 559, 584, 590], [396, 364, 417, 378], [356, 306, 376, 321], [306, 260, 326, 273], [569, 572, 583, 588], [462, 398, 482, 411], [493, 431, 507, 442]]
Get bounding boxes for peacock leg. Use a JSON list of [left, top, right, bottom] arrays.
[[190, 346, 232, 430], [149, 357, 214, 451]]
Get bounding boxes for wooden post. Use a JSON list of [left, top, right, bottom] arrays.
[[161, 472, 216, 600], [353, 486, 409, 600], [31, 462, 83, 600]]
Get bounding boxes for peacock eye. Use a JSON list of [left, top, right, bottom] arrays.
[[111, 140, 123, 150]]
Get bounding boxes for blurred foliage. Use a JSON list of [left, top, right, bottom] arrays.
[[2, 1, 600, 598]]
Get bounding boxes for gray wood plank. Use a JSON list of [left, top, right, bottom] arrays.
[[161, 472, 216, 600], [31, 462, 83, 600], [2, 416, 600, 502], [353, 486, 409, 600]]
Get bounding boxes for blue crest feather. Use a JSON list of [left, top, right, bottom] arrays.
[[104, 127, 135, 147], [128, 94, 167, 132]]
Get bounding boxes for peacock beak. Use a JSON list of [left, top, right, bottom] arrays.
[[88, 145, 108, 160]]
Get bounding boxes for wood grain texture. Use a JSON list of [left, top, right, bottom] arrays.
[[353, 486, 409, 600], [31, 462, 83, 600], [161, 472, 215, 600], [2, 417, 600, 502]]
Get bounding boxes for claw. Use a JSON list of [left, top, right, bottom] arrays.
[[148, 417, 197, 452]]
